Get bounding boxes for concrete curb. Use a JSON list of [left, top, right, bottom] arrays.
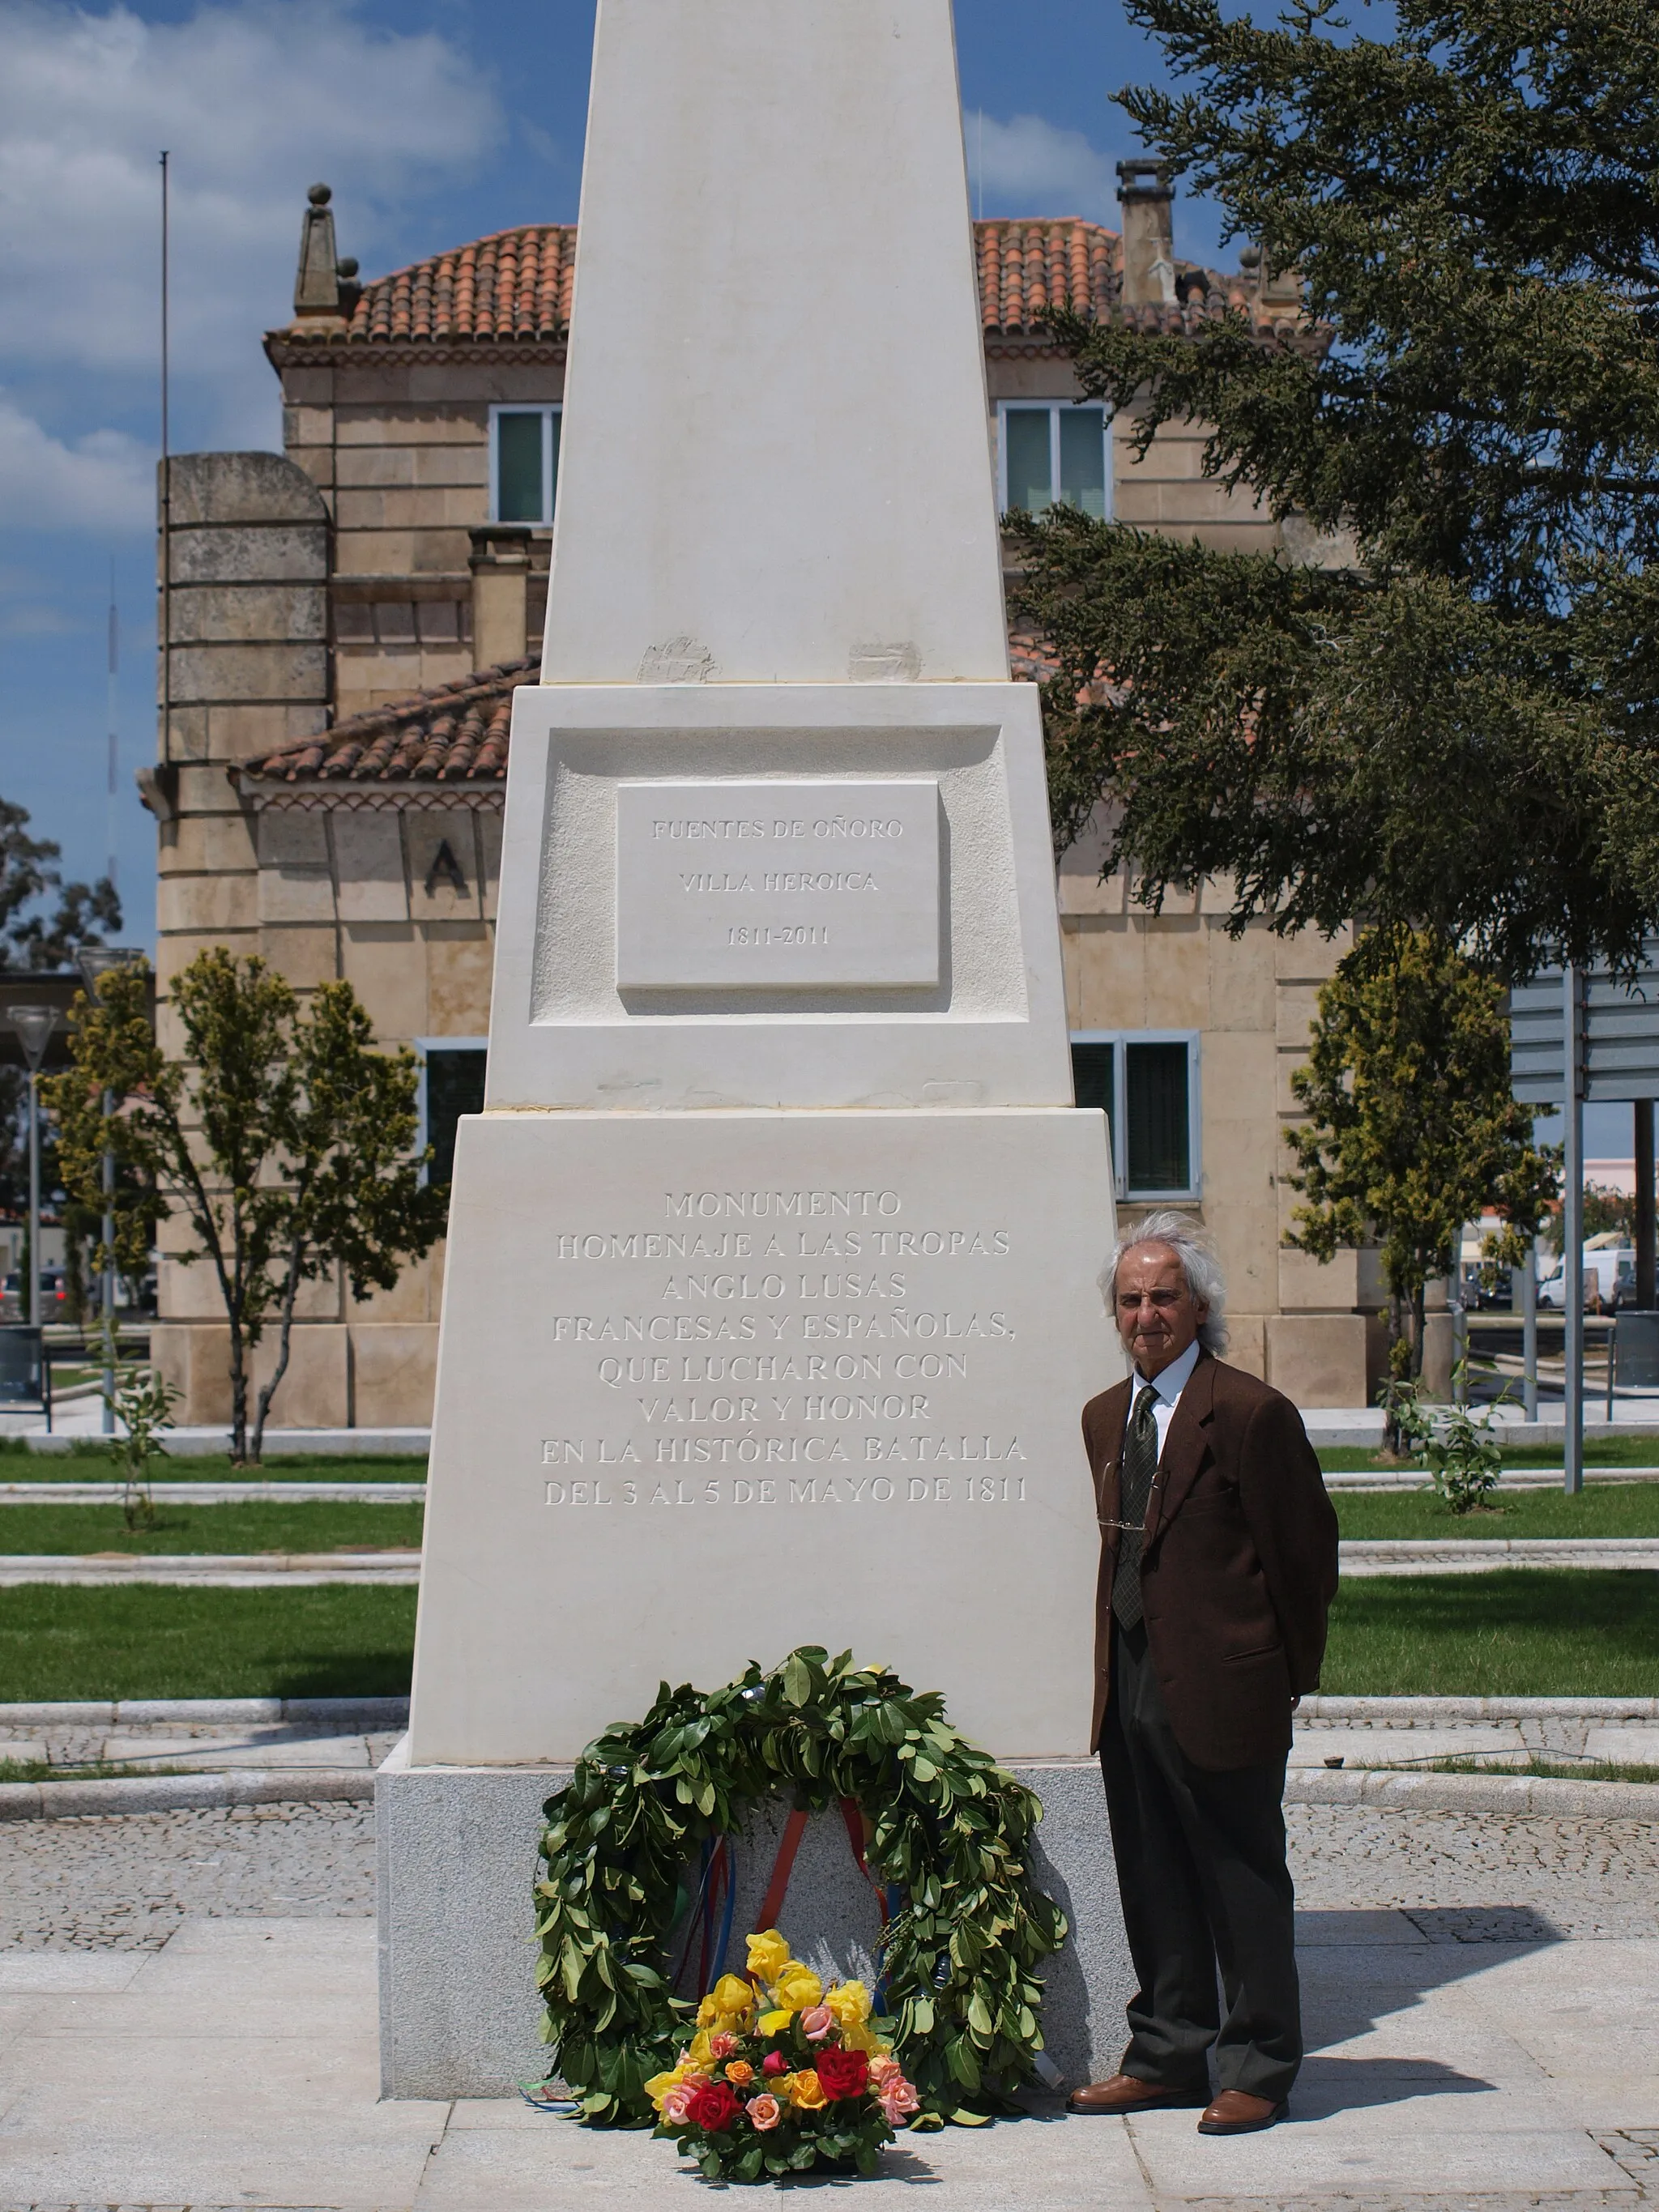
[[1298, 1694, 1659, 1719], [0, 1695, 409, 1726], [1285, 1767, 1659, 1819], [0, 1767, 374, 1822]]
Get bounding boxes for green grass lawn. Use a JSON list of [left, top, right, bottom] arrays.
[[1334, 1483, 1659, 1540], [1319, 1437, 1659, 1473], [0, 1585, 417, 1700], [0, 1500, 424, 1554], [1321, 1571, 1659, 1695], [0, 1445, 426, 1484], [1, 1570, 1653, 1703]]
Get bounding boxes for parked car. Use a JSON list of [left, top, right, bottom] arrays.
[[0, 1269, 69, 1319]]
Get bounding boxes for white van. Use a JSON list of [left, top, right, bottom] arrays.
[[1537, 1247, 1635, 1309]]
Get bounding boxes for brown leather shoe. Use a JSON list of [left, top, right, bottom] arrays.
[[1068, 2072, 1210, 2116], [1197, 2089, 1287, 2134]]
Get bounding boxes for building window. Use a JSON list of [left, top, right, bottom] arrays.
[[417, 1040, 488, 1187], [1069, 1031, 1200, 1200], [998, 403, 1109, 520], [489, 406, 561, 525]]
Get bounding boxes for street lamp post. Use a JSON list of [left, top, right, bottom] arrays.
[[6, 1007, 58, 1330], [75, 950, 144, 1434]]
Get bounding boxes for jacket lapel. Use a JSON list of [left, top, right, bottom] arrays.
[[1093, 1378, 1132, 1531], [1148, 1349, 1216, 1540]]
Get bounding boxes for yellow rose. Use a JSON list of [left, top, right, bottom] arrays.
[[710, 1973, 756, 2018], [774, 1966, 823, 2013], [757, 2008, 793, 2035], [825, 1980, 872, 2029], [785, 2069, 827, 2110], [645, 2061, 689, 2111], [837, 2019, 880, 2054], [745, 1930, 792, 1984], [686, 2031, 715, 2070]]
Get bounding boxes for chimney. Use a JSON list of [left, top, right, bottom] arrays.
[[1117, 160, 1177, 308], [292, 183, 360, 323], [469, 526, 532, 670]]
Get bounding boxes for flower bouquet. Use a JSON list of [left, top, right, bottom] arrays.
[[647, 1929, 920, 2182]]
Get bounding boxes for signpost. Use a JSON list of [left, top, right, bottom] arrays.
[[1510, 949, 1659, 1493]]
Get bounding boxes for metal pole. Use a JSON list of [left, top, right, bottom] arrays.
[[1522, 1237, 1539, 1421], [26, 1072, 40, 1332], [159, 149, 171, 768], [101, 1090, 115, 1436], [1638, 1097, 1656, 1309], [1563, 964, 1585, 1494]]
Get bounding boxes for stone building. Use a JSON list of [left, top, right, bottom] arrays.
[[143, 173, 1379, 1428]]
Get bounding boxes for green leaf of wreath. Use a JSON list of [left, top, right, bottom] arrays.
[[527, 1648, 1068, 2127]]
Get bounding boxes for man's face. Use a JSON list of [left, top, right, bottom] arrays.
[[1114, 1242, 1207, 1380]]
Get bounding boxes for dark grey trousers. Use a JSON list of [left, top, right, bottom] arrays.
[[1098, 1618, 1302, 2103]]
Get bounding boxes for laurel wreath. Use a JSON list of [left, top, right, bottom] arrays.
[[533, 1645, 1068, 2125]]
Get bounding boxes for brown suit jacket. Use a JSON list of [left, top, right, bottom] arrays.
[[1083, 1351, 1340, 1771]]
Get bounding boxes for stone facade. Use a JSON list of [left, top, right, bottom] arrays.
[[143, 185, 1383, 1428]]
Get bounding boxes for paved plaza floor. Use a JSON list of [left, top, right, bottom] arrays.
[[0, 1801, 1653, 2210]]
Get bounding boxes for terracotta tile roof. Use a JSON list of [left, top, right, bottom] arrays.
[[345, 227, 577, 345], [247, 658, 535, 784], [977, 220, 1121, 331], [299, 215, 1256, 349]]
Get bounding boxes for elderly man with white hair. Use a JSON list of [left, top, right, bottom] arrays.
[[1068, 1213, 1339, 2137]]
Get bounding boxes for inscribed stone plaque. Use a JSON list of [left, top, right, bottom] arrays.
[[615, 778, 940, 989]]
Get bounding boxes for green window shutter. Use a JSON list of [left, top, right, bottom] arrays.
[[1058, 407, 1107, 519], [1004, 407, 1054, 514], [425, 1049, 488, 1187], [496, 412, 545, 522], [1125, 1042, 1191, 1192]]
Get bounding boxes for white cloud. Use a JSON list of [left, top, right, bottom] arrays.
[[0, 392, 151, 531], [0, 0, 501, 527], [965, 111, 1118, 225]]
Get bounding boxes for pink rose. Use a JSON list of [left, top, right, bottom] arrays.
[[879, 2077, 920, 2125], [745, 2091, 783, 2132], [761, 2051, 788, 2077], [799, 2004, 834, 2041], [868, 2054, 902, 2087], [660, 2085, 696, 2125], [707, 2031, 738, 2062]]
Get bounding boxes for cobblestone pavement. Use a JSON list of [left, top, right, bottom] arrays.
[[0, 1801, 374, 1950], [1, 1799, 1655, 1954], [1288, 1805, 1659, 1938]]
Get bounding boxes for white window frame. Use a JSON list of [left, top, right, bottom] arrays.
[[996, 400, 1111, 520], [415, 1037, 489, 1184], [488, 404, 561, 526], [1069, 1029, 1202, 1203]]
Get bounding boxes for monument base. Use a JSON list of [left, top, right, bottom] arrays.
[[376, 1739, 1132, 2099]]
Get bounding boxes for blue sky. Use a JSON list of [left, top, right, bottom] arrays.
[[0, 0, 1249, 952]]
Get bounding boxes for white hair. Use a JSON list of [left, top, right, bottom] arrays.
[[1099, 1210, 1229, 1357]]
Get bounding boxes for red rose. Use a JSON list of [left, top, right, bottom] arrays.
[[813, 2046, 871, 2101], [685, 2079, 741, 2133], [761, 2050, 788, 2077]]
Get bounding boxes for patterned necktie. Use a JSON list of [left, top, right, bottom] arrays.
[[1111, 1383, 1160, 1633]]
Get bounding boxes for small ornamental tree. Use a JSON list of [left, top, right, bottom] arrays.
[[47, 951, 448, 1463], [1285, 930, 1558, 1438]]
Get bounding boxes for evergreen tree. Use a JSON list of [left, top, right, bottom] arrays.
[[1014, 0, 1659, 978]]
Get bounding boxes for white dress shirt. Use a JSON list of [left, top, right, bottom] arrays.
[[1132, 1337, 1201, 1463]]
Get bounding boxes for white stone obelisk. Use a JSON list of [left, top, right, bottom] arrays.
[[380, 0, 1125, 2099]]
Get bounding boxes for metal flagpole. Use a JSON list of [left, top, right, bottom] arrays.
[[159, 151, 171, 768], [1563, 965, 1585, 1495], [106, 565, 119, 892]]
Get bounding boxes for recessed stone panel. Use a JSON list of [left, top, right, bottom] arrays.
[[614, 778, 940, 991]]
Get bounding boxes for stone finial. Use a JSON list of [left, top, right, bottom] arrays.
[[294, 182, 344, 320], [1116, 158, 1177, 308]]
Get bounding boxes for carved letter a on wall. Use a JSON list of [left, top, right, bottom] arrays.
[[425, 838, 469, 899]]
